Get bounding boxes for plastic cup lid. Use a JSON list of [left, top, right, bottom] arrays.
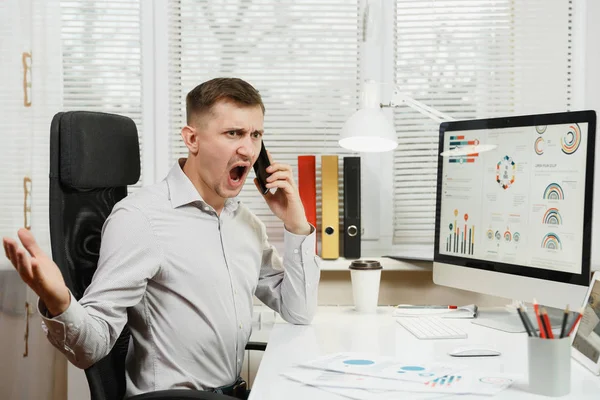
[[349, 260, 383, 270]]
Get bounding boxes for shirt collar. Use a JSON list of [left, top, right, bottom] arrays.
[[166, 158, 239, 213]]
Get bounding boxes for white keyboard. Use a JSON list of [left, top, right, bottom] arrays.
[[396, 317, 468, 339]]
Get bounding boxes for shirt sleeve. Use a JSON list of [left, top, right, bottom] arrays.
[[254, 224, 320, 325], [38, 204, 162, 369]]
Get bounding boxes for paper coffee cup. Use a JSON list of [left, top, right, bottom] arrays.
[[349, 260, 382, 313]]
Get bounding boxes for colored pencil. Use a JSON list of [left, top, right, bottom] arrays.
[[516, 306, 533, 337], [541, 308, 554, 339], [533, 299, 545, 338], [559, 305, 570, 338], [566, 307, 585, 337], [520, 305, 538, 337]]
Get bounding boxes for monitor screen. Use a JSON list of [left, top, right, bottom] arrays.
[[435, 111, 595, 286]]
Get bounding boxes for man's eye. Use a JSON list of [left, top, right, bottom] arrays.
[[252, 132, 261, 138], [227, 131, 237, 136]]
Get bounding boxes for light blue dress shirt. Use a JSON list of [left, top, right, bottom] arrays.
[[39, 159, 320, 396]]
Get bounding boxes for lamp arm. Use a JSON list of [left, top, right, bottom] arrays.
[[381, 88, 455, 123]]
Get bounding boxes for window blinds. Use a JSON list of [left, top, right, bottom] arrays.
[[61, 0, 143, 188], [0, 4, 33, 269], [168, 0, 361, 244], [0, 0, 63, 265], [392, 0, 574, 252]]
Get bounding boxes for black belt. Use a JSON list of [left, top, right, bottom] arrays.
[[212, 377, 247, 399]]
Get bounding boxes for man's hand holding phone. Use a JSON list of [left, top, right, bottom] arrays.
[[253, 142, 311, 236]]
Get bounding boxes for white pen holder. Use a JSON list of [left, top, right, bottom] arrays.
[[528, 337, 571, 397]]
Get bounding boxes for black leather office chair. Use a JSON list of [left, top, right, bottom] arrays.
[[48, 111, 256, 400]]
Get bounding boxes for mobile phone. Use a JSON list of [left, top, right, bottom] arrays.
[[253, 141, 271, 194]]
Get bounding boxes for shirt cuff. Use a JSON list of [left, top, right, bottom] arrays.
[[38, 292, 85, 346], [284, 224, 317, 263]]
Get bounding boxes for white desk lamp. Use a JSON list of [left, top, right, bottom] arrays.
[[339, 80, 455, 153]]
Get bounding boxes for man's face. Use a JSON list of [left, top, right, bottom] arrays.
[[191, 100, 264, 200]]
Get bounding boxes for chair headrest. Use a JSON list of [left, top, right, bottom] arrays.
[[56, 111, 140, 188]]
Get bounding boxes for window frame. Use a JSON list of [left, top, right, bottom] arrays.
[[143, 0, 589, 261]]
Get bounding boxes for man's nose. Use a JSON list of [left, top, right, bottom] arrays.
[[237, 136, 255, 159]]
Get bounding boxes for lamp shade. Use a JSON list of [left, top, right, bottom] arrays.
[[339, 108, 398, 152]]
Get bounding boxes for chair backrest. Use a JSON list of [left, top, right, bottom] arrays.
[[49, 111, 140, 400]]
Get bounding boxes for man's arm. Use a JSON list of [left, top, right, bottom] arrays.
[[39, 205, 162, 369], [255, 224, 320, 325], [252, 150, 321, 324]]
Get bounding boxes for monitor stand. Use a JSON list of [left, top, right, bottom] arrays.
[[472, 306, 565, 334]]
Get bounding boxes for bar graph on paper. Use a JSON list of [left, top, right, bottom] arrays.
[[448, 135, 480, 164], [446, 209, 475, 255], [426, 374, 462, 388]]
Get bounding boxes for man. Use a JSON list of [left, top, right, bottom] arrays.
[[2, 77, 320, 398]]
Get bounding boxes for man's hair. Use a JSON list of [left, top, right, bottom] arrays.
[[186, 77, 265, 125]]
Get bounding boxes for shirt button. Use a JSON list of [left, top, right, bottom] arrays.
[[293, 249, 299, 254], [239, 323, 243, 329]]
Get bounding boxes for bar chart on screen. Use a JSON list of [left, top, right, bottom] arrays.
[[447, 135, 481, 164], [445, 209, 475, 255]]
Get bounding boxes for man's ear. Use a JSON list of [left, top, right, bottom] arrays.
[[181, 125, 199, 155]]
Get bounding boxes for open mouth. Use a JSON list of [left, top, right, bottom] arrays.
[[229, 165, 248, 182]]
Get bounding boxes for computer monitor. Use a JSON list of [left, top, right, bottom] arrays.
[[433, 111, 596, 327]]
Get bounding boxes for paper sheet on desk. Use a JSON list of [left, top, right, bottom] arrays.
[[282, 366, 518, 397], [314, 386, 449, 400], [393, 304, 478, 319], [281, 368, 451, 399], [297, 352, 466, 383]]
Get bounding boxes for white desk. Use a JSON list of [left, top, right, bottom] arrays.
[[249, 307, 600, 399]]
